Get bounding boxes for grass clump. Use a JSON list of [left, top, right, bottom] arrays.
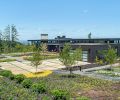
[[51, 89, 69, 100], [21, 79, 32, 88], [0, 70, 15, 80], [0, 70, 12, 77], [31, 82, 46, 93], [15, 74, 25, 83]]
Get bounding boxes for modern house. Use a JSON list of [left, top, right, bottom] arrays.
[[28, 34, 120, 62]]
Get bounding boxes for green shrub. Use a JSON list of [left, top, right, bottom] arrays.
[[0, 70, 12, 77], [22, 79, 32, 88], [31, 82, 46, 93], [9, 74, 15, 80], [0, 78, 37, 99], [0, 70, 15, 80], [51, 89, 69, 100], [15, 74, 25, 83]]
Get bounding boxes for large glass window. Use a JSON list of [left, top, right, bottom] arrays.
[[82, 51, 88, 62]]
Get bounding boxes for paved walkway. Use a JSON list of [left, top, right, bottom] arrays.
[[82, 63, 120, 72], [0, 54, 120, 81], [0, 57, 90, 74], [54, 63, 120, 81], [0, 62, 28, 74]]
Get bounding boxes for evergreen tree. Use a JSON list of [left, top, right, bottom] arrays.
[[11, 25, 19, 51], [3, 25, 11, 53], [2, 25, 19, 53]]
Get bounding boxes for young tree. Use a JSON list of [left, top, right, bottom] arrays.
[[59, 43, 76, 75], [31, 48, 43, 73], [31, 44, 37, 52], [40, 43, 47, 59], [74, 48, 82, 71], [15, 44, 23, 52], [22, 45, 30, 55], [95, 56, 104, 65], [97, 48, 117, 69], [105, 48, 117, 69], [11, 25, 19, 52]]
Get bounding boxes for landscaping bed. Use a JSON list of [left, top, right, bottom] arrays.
[[95, 66, 120, 77], [0, 69, 120, 100]]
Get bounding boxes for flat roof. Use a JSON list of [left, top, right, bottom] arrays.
[[28, 38, 120, 41]]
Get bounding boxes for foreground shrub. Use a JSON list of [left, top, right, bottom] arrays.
[[9, 74, 15, 80], [0, 70, 16, 80], [15, 74, 25, 83], [31, 82, 46, 93], [51, 89, 69, 100], [0, 78, 37, 99], [22, 79, 32, 88], [0, 70, 12, 77]]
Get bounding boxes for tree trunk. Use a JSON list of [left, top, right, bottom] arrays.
[[110, 64, 113, 71], [36, 66, 37, 73], [70, 67, 72, 75], [79, 66, 82, 71]]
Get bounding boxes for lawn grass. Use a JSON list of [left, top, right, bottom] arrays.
[[0, 59, 16, 62]]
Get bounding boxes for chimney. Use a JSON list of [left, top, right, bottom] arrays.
[[41, 34, 48, 40]]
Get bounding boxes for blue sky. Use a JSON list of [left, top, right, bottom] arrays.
[[0, 0, 120, 40]]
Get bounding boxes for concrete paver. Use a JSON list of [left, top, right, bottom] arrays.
[[0, 62, 28, 74], [0, 56, 90, 74]]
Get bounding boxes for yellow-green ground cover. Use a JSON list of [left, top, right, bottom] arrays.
[[24, 70, 52, 78]]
